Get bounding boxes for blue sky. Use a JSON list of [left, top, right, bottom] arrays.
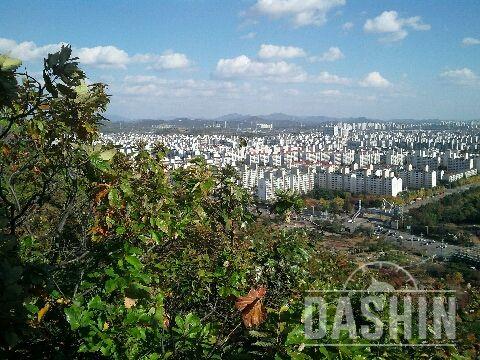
[[1, 0, 479, 119]]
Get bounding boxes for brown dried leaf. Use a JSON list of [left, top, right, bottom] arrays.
[[163, 313, 170, 329], [95, 184, 111, 203], [1, 145, 11, 157], [235, 286, 267, 328]]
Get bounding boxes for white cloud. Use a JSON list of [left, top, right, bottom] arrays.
[[440, 68, 478, 86], [0, 37, 192, 70], [124, 75, 159, 83], [76, 46, 130, 69], [120, 75, 253, 100], [342, 22, 354, 31], [258, 44, 306, 59], [320, 89, 341, 96], [0, 38, 129, 68], [122, 83, 159, 95], [309, 46, 344, 62], [359, 71, 391, 88], [156, 52, 191, 70], [214, 55, 307, 82], [240, 32, 257, 39], [250, 0, 346, 27], [134, 51, 191, 70], [0, 38, 64, 61], [315, 71, 351, 85], [364, 11, 430, 42], [462, 37, 480, 46]]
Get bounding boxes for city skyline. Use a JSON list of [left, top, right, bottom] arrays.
[[2, 9, 480, 357], [1, 0, 479, 119]]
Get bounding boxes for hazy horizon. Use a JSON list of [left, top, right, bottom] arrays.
[[104, 112, 478, 122], [2, 1, 479, 120]]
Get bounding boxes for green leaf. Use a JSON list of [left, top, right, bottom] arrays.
[[318, 346, 332, 360], [64, 306, 82, 330], [75, 80, 89, 96], [56, 83, 75, 97], [43, 73, 58, 97], [253, 341, 275, 347], [249, 330, 270, 338], [125, 255, 142, 270], [25, 303, 39, 314], [108, 188, 120, 207], [105, 279, 117, 293], [285, 325, 306, 346], [99, 149, 117, 161], [87, 295, 104, 310], [90, 154, 111, 172], [36, 120, 44, 131], [120, 181, 133, 197]]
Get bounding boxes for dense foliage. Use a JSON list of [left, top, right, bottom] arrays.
[[408, 186, 480, 245], [270, 190, 305, 222], [307, 185, 450, 215], [1, 48, 478, 359]]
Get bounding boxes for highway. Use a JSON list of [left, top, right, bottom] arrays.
[[301, 180, 480, 263]]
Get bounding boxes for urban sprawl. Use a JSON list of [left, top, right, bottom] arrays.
[[102, 121, 480, 201]]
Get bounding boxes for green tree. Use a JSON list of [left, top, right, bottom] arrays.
[[270, 190, 304, 223], [1, 46, 108, 356], [331, 196, 345, 214]]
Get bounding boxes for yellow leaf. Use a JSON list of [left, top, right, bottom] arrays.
[[124, 297, 137, 309], [37, 303, 50, 322], [103, 322, 109, 331]]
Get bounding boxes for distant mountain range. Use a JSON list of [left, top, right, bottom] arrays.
[[100, 113, 464, 133], [104, 112, 387, 124], [103, 113, 459, 128]]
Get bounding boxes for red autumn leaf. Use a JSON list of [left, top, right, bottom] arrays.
[[235, 286, 267, 328]]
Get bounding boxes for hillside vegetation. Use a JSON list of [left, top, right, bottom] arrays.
[[1, 48, 479, 359], [409, 186, 480, 245]]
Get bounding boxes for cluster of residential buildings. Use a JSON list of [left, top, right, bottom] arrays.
[[102, 122, 480, 201]]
